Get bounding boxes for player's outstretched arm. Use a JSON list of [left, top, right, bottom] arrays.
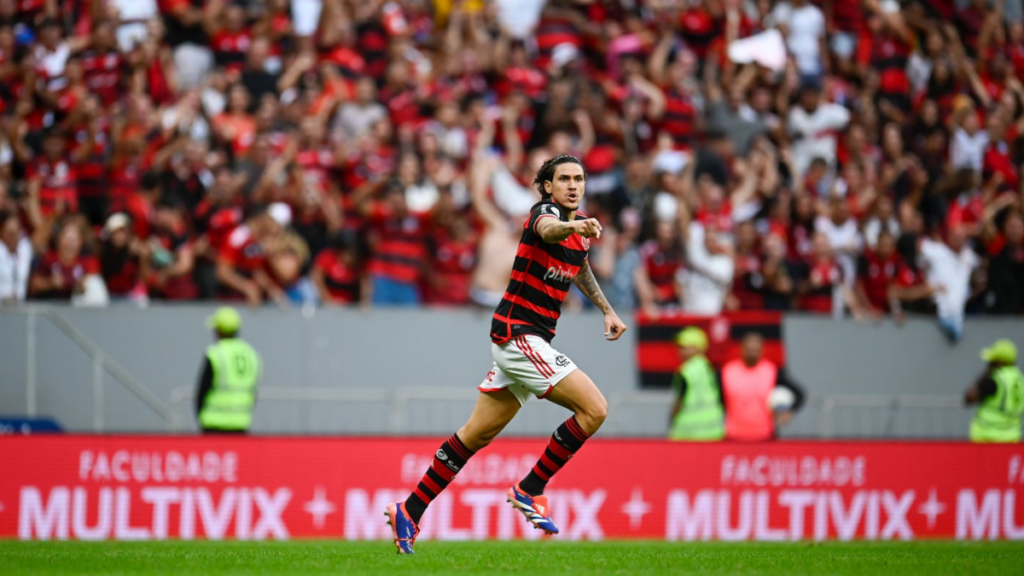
[[535, 217, 602, 244], [573, 260, 627, 341]]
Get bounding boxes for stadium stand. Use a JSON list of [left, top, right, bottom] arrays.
[[0, 0, 1021, 334]]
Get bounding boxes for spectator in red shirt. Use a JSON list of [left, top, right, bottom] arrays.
[[106, 131, 148, 215], [858, 2, 914, 123], [364, 183, 428, 306], [1007, 22, 1024, 79], [67, 96, 109, 226], [677, 0, 718, 63], [215, 203, 287, 306], [649, 38, 701, 152], [312, 230, 365, 306], [854, 229, 903, 316], [533, 1, 584, 70], [635, 219, 684, 315], [799, 230, 863, 317], [494, 38, 547, 100], [206, 0, 251, 74], [212, 83, 257, 157], [75, 18, 123, 106], [425, 209, 477, 306], [983, 114, 1020, 192], [29, 219, 102, 300], [193, 168, 244, 282], [27, 129, 78, 220], [379, 58, 424, 129], [127, 20, 177, 106], [122, 171, 162, 241], [98, 212, 149, 302]]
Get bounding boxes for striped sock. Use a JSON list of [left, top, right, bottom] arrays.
[[519, 416, 590, 496], [404, 433, 475, 523]]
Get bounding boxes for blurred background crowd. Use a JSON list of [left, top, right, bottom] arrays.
[[0, 0, 1022, 339]]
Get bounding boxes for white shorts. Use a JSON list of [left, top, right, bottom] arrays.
[[478, 335, 578, 406]]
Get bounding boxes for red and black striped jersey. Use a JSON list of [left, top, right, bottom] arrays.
[[533, 15, 582, 69], [661, 87, 697, 149], [860, 33, 911, 96], [491, 202, 590, 344], [77, 48, 124, 106]]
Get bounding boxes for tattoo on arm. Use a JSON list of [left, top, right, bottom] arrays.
[[573, 260, 612, 314], [536, 218, 576, 243]]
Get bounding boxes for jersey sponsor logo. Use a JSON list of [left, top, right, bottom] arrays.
[[543, 266, 576, 283]]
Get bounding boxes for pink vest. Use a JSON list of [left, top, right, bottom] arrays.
[[722, 359, 777, 441]]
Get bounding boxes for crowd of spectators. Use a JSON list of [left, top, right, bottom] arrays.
[[0, 0, 1022, 338]]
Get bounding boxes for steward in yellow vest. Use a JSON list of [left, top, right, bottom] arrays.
[[966, 339, 1024, 443], [196, 307, 262, 434], [669, 327, 725, 441]]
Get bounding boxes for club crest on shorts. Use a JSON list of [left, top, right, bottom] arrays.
[[555, 355, 570, 367]]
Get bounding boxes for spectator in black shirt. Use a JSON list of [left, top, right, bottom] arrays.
[[986, 211, 1024, 314], [165, 0, 213, 90], [240, 36, 279, 104]]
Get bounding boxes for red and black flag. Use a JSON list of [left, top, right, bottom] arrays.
[[636, 312, 786, 388]]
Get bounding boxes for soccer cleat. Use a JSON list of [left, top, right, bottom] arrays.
[[384, 502, 419, 554], [507, 483, 560, 534]]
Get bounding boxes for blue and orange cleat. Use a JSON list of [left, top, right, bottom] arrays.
[[507, 483, 560, 534], [384, 501, 420, 554]]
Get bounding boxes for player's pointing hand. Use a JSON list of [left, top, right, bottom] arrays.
[[574, 218, 603, 239], [604, 311, 628, 341]]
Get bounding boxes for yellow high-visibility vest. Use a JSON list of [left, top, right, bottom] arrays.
[[971, 366, 1024, 443], [198, 338, 261, 431]]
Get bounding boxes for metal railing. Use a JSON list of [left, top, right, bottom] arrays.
[[170, 386, 508, 434], [9, 305, 176, 431], [816, 393, 966, 439], [167, 386, 971, 439], [171, 386, 672, 435]]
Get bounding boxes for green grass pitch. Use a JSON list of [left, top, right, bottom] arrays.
[[2, 540, 1022, 575]]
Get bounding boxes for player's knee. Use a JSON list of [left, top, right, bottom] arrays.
[[578, 397, 608, 432], [592, 398, 609, 427]]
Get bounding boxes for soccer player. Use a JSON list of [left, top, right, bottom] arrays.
[[385, 155, 628, 554]]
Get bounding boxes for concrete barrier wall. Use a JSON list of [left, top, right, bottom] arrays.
[[0, 306, 635, 436], [781, 315, 1024, 438], [2, 306, 1021, 438]]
